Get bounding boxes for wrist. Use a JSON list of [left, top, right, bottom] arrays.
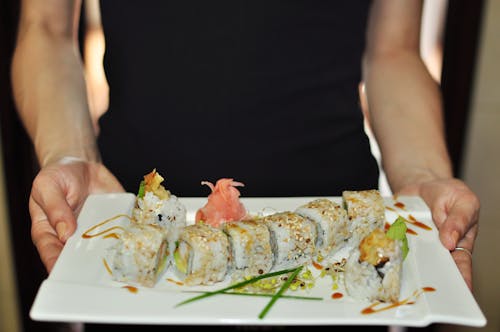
[[387, 166, 452, 194], [39, 146, 101, 168]]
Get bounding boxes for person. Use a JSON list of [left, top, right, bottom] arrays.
[[11, 0, 479, 327]]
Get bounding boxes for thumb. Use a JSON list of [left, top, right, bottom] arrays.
[[31, 176, 78, 242]]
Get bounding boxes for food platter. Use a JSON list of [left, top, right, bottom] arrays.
[[30, 193, 486, 327]]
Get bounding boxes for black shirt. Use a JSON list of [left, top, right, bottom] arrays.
[[97, 0, 379, 197]]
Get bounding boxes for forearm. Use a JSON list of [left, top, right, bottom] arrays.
[[363, 51, 453, 192], [12, 17, 99, 167]]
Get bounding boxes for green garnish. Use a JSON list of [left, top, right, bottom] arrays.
[[137, 180, 145, 198], [174, 267, 299, 307], [386, 216, 409, 259], [183, 290, 322, 301], [258, 266, 303, 319]]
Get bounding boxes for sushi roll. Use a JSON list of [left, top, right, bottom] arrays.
[[107, 223, 169, 288], [132, 169, 186, 231], [132, 169, 187, 261], [343, 228, 403, 303], [223, 220, 274, 278], [295, 198, 349, 259], [173, 223, 231, 286], [342, 189, 385, 248], [262, 212, 317, 271]]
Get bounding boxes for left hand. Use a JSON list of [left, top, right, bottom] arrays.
[[397, 178, 480, 290]]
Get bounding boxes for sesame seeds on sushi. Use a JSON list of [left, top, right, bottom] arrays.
[[173, 223, 231, 286], [132, 169, 187, 267], [342, 189, 385, 249], [295, 198, 349, 259], [262, 211, 317, 271], [223, 219, 274, 278], [107, 223, 169, 288]]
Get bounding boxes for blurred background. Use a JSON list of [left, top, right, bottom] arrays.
[[0, 0, 498, 331]]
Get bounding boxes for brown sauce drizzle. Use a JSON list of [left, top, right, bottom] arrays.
[[361, 287, 436, 315], [166, 278, 184, 286], [123, 285, 138, 294], [394, 201, 406, 210], [331, 292, 343, 299], [385, 206, 396, 212], [103, 258, 113, 276], [312, 261, 324, 270], [82, 214, 131, 239], [385, 222, 418, 235], [408, 214, 432, 231], [103, 233, 120, 239], [406, 228, 418, 235]]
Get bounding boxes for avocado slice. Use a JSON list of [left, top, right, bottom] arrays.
[[174, 245, 189, 275]]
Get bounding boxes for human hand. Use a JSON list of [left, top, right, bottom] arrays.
[[29, 158, 124, 273], [397, 178, 480, 290]]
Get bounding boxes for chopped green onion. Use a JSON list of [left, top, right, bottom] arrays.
[[183, 290, 322, 301], [174, 267, 299, 307], [137, 180, 145, 198], [258, 266, 303, 319]]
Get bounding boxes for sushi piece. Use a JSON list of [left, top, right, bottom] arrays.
[[195, 178, 248, 227], [107, 223, 169, 288], [342, 189, 385, 248], [132, 169, 187, 262], [223, 220, 274, 278], [132, 169, 187, 231], [343, 228, 403, 303], [173, 223, 231, 286], [262, 212, 317, 271], [295, 198, 349, 259]]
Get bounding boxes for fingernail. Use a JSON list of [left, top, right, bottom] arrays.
[[451, 230, 460, 246], [56, 223, 67, 241]]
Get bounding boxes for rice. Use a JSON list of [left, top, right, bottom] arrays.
[[107, 223, 169, 288], [295, 198, 349, 259], [343, 228, 403, 302], [262, 211, 317, 271], [223, 220, 274, 278], [342, 189, 385, 249]]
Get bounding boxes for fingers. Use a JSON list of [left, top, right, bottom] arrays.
[[438, 196, 479, 251], [30, 197, 65, 272], [402, 178, 479, 291], [451, 248, 473, 290], [31, 175, 77, 242]]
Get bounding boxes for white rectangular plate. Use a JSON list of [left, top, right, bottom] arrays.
[[30, 193, 486, 327]]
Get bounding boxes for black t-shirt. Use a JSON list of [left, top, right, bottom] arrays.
[[97, 0, 379, 197]]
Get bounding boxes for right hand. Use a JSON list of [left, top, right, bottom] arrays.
[[29, 159, 124, 273]]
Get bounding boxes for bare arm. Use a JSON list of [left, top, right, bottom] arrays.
[[11, 0, 123, 272], [363, 0, 452, 191], [363, 0, 479, 289], [12, 0, 99, 167]]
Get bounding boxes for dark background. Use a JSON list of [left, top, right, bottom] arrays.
[[0, 0, 484, 331]]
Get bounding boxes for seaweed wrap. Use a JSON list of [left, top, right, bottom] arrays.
[[173, 223, 231, 285], [262, 212, 317, 271], [107, 223, 169, 288], [343, 228, 403, 303], [295, 198, 349, 259], [223, 220, 274, 278], [342, 189, 385, 248]]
